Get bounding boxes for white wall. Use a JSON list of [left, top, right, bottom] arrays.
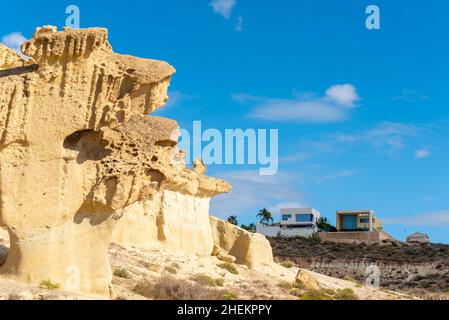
[[256, 223, 316, 238]]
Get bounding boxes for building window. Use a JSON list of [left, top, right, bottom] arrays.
[[282, 214, 291, 221], [360, 218, 370, 223], [295, 214, 313, 222]]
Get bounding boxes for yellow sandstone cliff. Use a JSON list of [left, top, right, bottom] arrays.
[[0, 26, 274, 298]]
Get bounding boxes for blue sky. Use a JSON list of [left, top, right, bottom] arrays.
[[2, 0, 448, 243]]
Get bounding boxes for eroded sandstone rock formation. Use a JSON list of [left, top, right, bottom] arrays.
[[209, 217, 274, 269], [0, 26, 273, 298]]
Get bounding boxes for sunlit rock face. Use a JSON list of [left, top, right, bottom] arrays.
[[0, 26, 277, 298], [0, 26, 232, 297]]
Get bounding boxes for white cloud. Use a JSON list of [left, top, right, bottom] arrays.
[[249, 99, 347, 123], [239, 84, 360, 124], [334, 122, 422, 157], [268, 202, 304, 217], [384, 210, 449, 227], [165, 91, 197, 108], [392, 89, 428, 103], [325, 84, 360, 108], [209, 170, 303, 221], [1, 32, 26, 55], [279, 152, 310, 163], [315, 170, 360, 184], [235, 16, 243, 32], [415, 148, 430, 159], [209, 0, 236, 19], [281, 121, 427, 162], [422, 196, 436, 203]]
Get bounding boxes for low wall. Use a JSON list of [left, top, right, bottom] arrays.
[[318, 231, 396, 243], [256, 223, 315, 238]]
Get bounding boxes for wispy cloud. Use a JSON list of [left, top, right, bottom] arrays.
[[279, 152, 310, 163], [268, 202, 304, 216], [209, 0, 236, 19], [334, 122, 423, 157], [422, 196, 436, 203], [384, 210, 449, 227], [315, 169, 360, 184], [210, 170, 303, 220], [235, 16, 243, 32], [281, 121, 428, 162], [1, 32, 26, 56], [392, 89, 429, 103], [237, 84, 360, 124], [415, 148, 431, 159], [165, 91, 197, 108]]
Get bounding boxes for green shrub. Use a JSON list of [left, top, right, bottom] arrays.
[[113, 267, 131, 279], [39, 279, 60, 290], [278, 280, 294, 290], [165, 266, 178, 274], [133, 276, 221, 300], [218, 262, 239, 275], [334, 288, 359, 300], [281, 260, 295, 268], [300, 289, 331, 300], [193, 274, 224, 287], [222, 290, 238, 300], [322, 288, 336, 296], [343, 275, 355, 282]]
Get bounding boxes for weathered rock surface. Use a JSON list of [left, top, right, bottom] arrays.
[[0, 44, 28, 70], [209, 217, 274, 269], [295, 269, 320, 291], [0, 26, 231, 297], [112, 190, 216, 255]]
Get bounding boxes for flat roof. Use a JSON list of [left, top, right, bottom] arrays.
[[336, 210, 374, 215]]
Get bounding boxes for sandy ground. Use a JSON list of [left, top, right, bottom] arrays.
[[0, 229, 413, 300]]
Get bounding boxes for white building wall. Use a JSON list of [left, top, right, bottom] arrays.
[[256, 223, 316, 238], [280, 208, 320, 226]]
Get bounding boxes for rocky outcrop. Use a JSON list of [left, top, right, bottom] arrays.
[[112, 190, 217, 256], [112, 205, 275, 270], [209, 217, 274, 269], [295, 269, 320, 291], [0, 26, 231, 297], [0, 44, 27, 70]]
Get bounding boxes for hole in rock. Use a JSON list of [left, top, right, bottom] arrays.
[[0, 227, 10, 268], [145, 169, 165, 183], [63, 129, 112, 164], [155, 140, 177, 148]]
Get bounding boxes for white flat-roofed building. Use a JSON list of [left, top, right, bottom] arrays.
[[280, 208, 320, 227], [256, 208, 320, 238]]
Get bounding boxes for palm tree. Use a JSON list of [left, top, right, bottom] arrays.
[[257, 208, 273, 225], [227, 215, 238, 226]]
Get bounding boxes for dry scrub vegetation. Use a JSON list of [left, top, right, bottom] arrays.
[[270, 237, 449, 298], [133, 275, 233, 300]]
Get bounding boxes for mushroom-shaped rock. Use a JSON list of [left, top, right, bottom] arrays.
[[0, 26, 180, 297]]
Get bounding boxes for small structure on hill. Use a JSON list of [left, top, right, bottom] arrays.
[[256, 208, 320, 238], [406, 232, 430, 243]]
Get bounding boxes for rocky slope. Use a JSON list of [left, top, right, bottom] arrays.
[[270, 237, 449, 299], [0, 229, 410, 300]]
